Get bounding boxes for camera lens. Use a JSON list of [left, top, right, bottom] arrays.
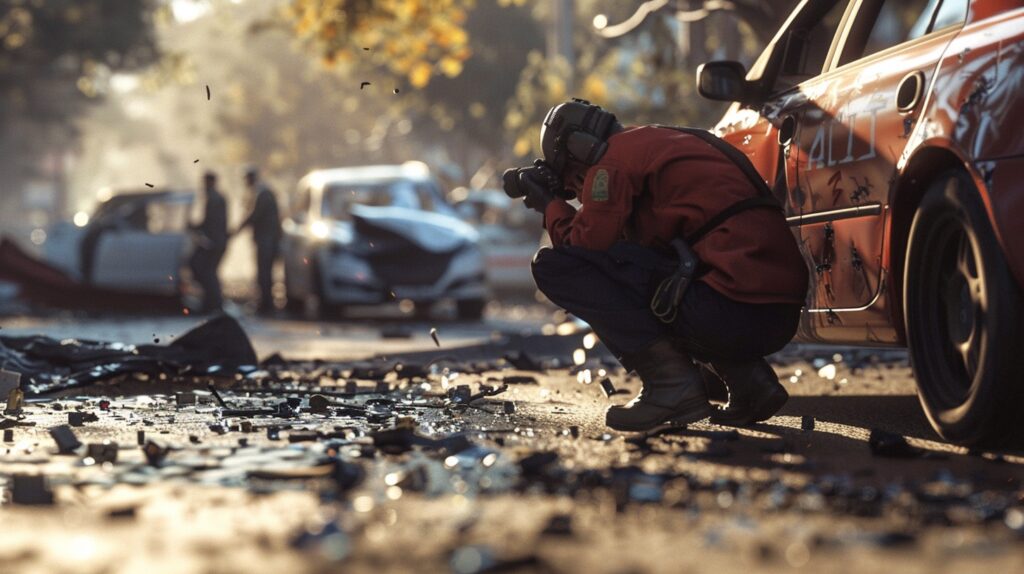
[[502, 168, 525, 199]]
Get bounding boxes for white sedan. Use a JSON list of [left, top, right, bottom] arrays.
[[282, 162, 489, 319], [44, 190, 193, 294]]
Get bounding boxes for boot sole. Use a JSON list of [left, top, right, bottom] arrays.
[[606, 402, 714, 433], [712, 386, 789, 427]]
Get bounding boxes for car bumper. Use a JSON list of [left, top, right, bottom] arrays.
[[317, 245, 487, 305]]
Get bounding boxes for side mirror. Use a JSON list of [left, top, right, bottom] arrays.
[[696, 61, 752, 103]]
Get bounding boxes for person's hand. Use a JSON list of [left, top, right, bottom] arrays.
[[519, 162, 563, 213]]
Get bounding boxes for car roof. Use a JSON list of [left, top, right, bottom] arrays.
[[302, 162, 434, 189]]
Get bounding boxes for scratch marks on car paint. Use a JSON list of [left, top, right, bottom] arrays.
[[848, 176, 873, 204]]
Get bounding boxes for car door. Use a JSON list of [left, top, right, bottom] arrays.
[[791, 0, 963, 328], [92, 194, 192, 293]]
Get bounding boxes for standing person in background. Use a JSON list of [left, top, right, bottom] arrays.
[[235, 165, 282, 315], [189, 171, 228, 314]]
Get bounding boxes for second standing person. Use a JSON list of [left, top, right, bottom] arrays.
[[234, 166, 282, 315]]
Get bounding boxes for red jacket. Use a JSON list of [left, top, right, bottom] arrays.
[[544, 126, 808, 306]]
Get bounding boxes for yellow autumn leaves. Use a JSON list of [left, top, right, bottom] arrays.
[[289, 0, 474, 88]]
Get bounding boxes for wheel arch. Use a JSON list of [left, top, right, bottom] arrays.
[[887, 145, 987, 340]]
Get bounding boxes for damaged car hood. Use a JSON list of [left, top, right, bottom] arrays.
[[350, 205, 478, 253]]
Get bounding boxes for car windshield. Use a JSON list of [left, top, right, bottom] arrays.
[[321, 179, 440, 220]]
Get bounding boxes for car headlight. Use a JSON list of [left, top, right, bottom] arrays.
[[310, 220, 330, 240]]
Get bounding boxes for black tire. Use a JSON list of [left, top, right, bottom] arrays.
[[311, 262, 346, 320], [904, 169, 1024, 446], [456, 298, 486, 321]]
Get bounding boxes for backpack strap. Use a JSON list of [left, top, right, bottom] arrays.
[[655, 125, 783, 245]]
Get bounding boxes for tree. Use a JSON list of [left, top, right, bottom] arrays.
[[0, 0, 159, 222]]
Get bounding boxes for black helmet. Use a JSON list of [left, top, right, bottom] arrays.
[[540, 98, 621, 174]]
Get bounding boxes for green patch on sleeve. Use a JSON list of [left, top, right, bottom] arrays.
[[590, 168, 610, 202]]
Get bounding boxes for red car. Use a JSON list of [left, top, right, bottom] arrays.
[[698, 0, 1023, 445]]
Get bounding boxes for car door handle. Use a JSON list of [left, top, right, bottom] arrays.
[[896, 71, 925, 114]]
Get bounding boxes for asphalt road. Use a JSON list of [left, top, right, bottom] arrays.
[[0, 307, 1021, 573]]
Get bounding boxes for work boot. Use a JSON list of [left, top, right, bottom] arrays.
[[708, 359, 788, 427], [606, 339, 712, 432]]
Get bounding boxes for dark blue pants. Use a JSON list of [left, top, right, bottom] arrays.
[[255, 240, 278, 311], [190, 247, 225, 312], [531, 244, 801, 362]]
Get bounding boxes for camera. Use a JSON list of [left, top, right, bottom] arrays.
[[502, 160, 574, 200]]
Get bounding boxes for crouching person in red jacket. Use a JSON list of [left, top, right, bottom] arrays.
[[504, 99, 808, 432]]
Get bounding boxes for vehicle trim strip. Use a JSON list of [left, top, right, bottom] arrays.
[[786, 202, 882, 226]]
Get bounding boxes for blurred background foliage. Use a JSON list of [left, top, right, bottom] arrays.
[[0, 0, 795, 236]]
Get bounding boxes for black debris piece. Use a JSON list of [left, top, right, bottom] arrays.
[[569, 426, 580, 439], [6, 315, 257, 395], [50, 425, 82, 453], [430, 328, 440, 347], [503, 401, 516, 415], [541, 514, 573, 536], [360, 81, 371, 90], [68, 412, 86, 427], [448, 385, 472, 405], [194, 159, 199, 163], [136, 430, 146, 445], [868, 429, 922, 458], [374, 381, 391, 394], [145, 183, 154, 188], [86, 441, 118, 463], [393, 88, 400, 94], [288, 431, 318, 443], [801, 415, 816, 432], [142, 440, 170, 467], [176, 392, 196, 407], [207, 384, 228, 407], [107, 506, 137, 519], [308, 394, 331, 414], [599, 378, 617, 398], [11, 474, 54, 505], [502, 375, 538, 385], [2, 428, 11, 441], [206, 84, 210, 100]]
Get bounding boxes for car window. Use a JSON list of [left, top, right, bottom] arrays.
[[859, 0, 939, 60], [322, 180, 433, 219], [775, 0, 849, 91], [931, 0, 968, 30], [146, 200, 190, 234]]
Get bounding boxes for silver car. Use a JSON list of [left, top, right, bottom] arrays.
[[282, 162, 488, 319]]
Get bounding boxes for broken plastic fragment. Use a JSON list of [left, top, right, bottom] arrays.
[[11, 474, 54, 505], [50, 425, 82, 453]]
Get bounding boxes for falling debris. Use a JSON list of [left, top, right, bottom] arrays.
[[393, 88, 400, 94], [801, 415, 815, 432], [430, 327, 440, 347], [360, 81, 371, 90], [145, 183, 154, 188], [194, 159, 200, 163], [206, 84, 211, 100], [599, 378, 617, 398]]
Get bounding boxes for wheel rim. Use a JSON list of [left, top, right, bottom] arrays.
[[917, 210, 986, 408]]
